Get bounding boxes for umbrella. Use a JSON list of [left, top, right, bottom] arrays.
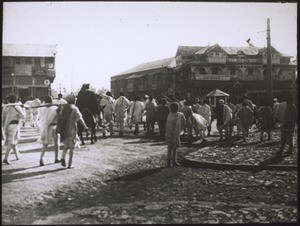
[[206, 89, 230, 106]]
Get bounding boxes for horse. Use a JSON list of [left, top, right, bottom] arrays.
[[78, 108, 97, 145]]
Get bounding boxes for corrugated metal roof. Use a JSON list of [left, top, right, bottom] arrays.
[[176, 46, 206, 56], [195, 45, 260, 56], [114, 57, 176, 76], [222, 46, 260, 55], [184, 44, 289, 57], [126, 74, 145, 79], [3, 43, 57, 57]]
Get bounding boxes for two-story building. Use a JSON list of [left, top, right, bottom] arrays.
[[111, 44, 296, 104], [111, 57, 176, 100], [2, 43, 57, 102], [174, 44, 296, 104]]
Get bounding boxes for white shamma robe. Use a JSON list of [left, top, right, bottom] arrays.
[[129, 101, 145, 124], [37, 105, 58, 145]]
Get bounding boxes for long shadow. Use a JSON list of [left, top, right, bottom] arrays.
[[258, 141, 280, 147], [105, 167, 165, 182], [2, 165, 42, 174], [238, 140, 262, 147], [124, 140, 155, 144], [150, 142, 166, 146], [250, 154, 288, 173], [2, 168, 66, 184], [123, 135, 163, 145], [258, 154, 285, 166], [19, 146, 63, 154]]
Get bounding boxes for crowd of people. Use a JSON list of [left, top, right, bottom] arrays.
[[2, 83, 297, 168]]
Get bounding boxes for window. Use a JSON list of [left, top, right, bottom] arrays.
[[34, 58, 40, 66], [248, 68, 253, 76], [216, 52, 223, 57], [45, 58, 54, 63], [212, 68, 218, 75], [15, 58, 21, 64], [25, 58, 32, 64], [153, 74, 157, 84], [199, 67, 206, 74], [3, 58, 10, 66], [230, 68, 236, 75]]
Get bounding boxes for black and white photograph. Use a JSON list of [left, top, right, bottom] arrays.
[[2, 1, 298, 224]]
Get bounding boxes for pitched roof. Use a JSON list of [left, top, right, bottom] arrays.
[[114, 57, 176, 76], [221, 46, 260, 55], [126, 74, 145, 79], [179, 44, 289, 57], [3, 43, 57, 57], [176, 46, 206, 56], [206, 89, 230, 97]]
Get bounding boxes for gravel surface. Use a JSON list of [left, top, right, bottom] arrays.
[[1, 122, 298, 224]]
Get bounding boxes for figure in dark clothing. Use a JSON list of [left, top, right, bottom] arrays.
[[75, 84, 100, 144], [156, 98, 170, 141], [276, 96, 297, 156], [76, 83, 100, 115], [257, 99, 273, 142]]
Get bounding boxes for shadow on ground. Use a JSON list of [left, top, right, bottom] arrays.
[[105, 167, 166, 182], [2, 168, 66, 184]]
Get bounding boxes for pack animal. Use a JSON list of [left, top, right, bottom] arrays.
[[77, 108, 97, 145]]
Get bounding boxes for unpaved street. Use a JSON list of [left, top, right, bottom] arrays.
[[2, 122, 298, 224]]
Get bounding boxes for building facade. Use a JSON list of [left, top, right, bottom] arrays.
[[111, 57, 176, 100], [173, 44, 297, 104], [2, 44, 57, 102], [111, 44, 296, 104]]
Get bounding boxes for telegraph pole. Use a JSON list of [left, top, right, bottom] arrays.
[[266, 18, 273, 105]]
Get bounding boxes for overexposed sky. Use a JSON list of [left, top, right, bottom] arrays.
[[3, 2, 297, 93]]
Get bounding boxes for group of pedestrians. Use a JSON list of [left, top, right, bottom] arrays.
[[2, 85, 297, 168], [2, 93, 88, 168]]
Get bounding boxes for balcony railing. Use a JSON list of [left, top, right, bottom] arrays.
[[227, 58, 261, 63], [262, 59, 280, 65], [206, 57, 226, 64], [195, 74, 230, 80], [15, 65, 32, 76]]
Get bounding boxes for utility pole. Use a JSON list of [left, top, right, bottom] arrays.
[[266, 18, 273, 105], [71, 69, 74, 93]]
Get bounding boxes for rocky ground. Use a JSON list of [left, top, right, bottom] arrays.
[[1, 121, 298, 224]]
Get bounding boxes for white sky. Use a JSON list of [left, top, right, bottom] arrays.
[[3, 2, 297, 93]]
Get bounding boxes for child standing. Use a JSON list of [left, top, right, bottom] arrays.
[[2, 95, 26, 164], [56, 94, 88, 169], [166, 103, 186, 167]]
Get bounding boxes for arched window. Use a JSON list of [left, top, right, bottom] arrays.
[[199, 67, 206, 74], [212, 68, 218, 75], [230, 67, 236, 75], [248, 68, 253, 76]]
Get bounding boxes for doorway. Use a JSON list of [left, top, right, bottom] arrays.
[[19, 88, 31, 103]]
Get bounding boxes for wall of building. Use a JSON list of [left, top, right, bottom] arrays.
[[2, 56, 55, 102]]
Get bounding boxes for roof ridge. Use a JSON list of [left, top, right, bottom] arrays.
[[113, 56, 175, 77]]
